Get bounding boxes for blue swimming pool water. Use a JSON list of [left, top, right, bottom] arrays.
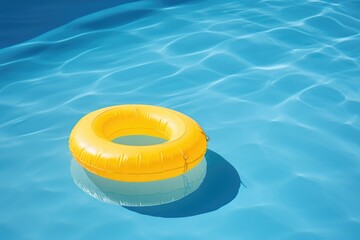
[[1, 0, 360, 239]]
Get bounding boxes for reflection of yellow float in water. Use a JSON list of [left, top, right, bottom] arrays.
[[69, 105, 207, 182], [70, 157, 207, 206]]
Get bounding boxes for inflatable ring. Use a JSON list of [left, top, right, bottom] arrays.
[[69, 104, 207, 182]]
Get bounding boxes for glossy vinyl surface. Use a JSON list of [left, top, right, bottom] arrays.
[[69, 104, 207, 182]]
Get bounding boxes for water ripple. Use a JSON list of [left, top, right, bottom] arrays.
[[0, 0, 359, 239]]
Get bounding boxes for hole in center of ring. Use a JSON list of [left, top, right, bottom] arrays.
[[112, 135, 167, 146]]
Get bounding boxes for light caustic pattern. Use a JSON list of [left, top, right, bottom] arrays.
[[0, 0, 360, 239]]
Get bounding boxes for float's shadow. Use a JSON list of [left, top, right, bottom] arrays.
[[125, 149, 241, 217]]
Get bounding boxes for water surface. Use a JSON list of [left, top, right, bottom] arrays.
[[1, 0, 360, 239]]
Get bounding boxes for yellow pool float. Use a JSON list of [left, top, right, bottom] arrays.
[[69, 104, 207, 182]]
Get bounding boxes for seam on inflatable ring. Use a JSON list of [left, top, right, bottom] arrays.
[[74, 148, 207, 176]]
